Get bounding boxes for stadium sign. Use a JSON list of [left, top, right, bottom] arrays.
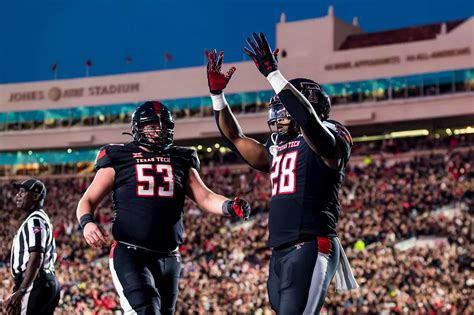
[[325, 47, 471, 71], [8, 82, 140, 103]]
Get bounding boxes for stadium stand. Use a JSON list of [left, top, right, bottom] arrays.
[[0, 136, 472, 314], [1, 10, 473, 314], [0, 68, 472, 131]]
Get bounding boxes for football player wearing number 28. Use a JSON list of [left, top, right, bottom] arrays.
[[76, 101, 251, 314], [208, 33, 359, 314]]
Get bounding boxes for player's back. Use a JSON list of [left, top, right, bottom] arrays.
[[267, 120, 351, 248], [95, 142, 200, 252]]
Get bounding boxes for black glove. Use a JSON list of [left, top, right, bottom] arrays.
[[207, 49, 236, 95], [243, 32, 280, 77], [223, 197, 251, 220]]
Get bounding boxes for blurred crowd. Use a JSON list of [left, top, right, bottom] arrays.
[[0, 138, 472, 314]]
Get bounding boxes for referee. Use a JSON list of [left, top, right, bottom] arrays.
[[5, 178, 60, 315]]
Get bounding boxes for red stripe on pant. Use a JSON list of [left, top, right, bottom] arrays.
[[109, 240, 118, 259], [317, 237, 331, 255]]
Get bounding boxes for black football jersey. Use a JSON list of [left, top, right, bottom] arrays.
[[95, 142, 200, 252], [266, 119, 352, 248]]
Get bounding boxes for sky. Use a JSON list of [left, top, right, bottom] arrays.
[[1, 0, 473, 84]]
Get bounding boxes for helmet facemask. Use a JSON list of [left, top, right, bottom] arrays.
[[131, 102, 175, 151], [267, 96, 299, 143]]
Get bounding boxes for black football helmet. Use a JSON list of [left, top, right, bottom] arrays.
[[267, 78, 331, 142], [131, 101, 175, 150], [267, 95, 299, 142], [288, 78, 331, 121]]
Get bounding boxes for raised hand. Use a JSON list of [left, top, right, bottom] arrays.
[[243, 32, 279, 77], [207, 49, 236, 95]]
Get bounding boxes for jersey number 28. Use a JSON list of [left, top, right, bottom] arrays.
[[135, 164, 175, 197], [270, 151, 298, 196]]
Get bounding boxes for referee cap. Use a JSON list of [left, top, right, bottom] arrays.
[[13, 178, 47, 201]]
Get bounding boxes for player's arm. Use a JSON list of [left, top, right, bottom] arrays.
[[207, 49, 270, 173], [76, 167, 114, 248], [244, 33, 341, 164], [269, 74, 338, 158], [186, 167, 251, 219]]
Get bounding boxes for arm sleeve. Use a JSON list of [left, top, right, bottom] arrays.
[[189, 150, 201, 171], [267, 71, 337, 158], [277, 87, 337, 158], [95, 145, 113, 171], [25, 218, 48, 253]]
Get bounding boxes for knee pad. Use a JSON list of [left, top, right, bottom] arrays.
[[123, 284, 159, 309]]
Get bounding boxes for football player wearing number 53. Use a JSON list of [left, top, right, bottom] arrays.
[[76, 101, 251, 315], [208, 32, 359, 314]]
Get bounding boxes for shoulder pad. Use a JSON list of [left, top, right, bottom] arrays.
[[324, 120, 352, 146], [95, 144, 125, 170]]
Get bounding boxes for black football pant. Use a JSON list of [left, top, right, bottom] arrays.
[[267, 237, 340, 314], [109, 241, 181, 315], [13, 271, 60, 315]]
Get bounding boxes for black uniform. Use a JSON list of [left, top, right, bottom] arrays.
[[96, 142, 199, 314], [266, 120, 352, 314]]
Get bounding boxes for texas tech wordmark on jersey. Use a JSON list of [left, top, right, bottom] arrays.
[[266, 119, 352, 248], [95, 142, 200, 252]]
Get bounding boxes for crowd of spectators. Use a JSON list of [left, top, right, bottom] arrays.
[[0, 140, 472, 314], [3, 133, 473, 178]]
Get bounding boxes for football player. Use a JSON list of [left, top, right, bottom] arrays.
[[76, 101, 251, 315], [207, 32, 358, 314]]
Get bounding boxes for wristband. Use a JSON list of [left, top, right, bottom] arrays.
[[267, 70, 288, 94], [211, 93, 229, 111], [222, 200, 232, 216], [79, 214, 95, 229]]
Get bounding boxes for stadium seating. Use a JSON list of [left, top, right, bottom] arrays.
[[0, 136, 472, 314], [1, 68, 472, 132]]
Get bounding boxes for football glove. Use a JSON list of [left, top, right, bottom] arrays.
[[243, 32, 279, 77], [207, 49, 236, 95], [223, 197, 251, 220]]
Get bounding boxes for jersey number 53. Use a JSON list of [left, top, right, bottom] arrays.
[[135, 164, 175, 198]]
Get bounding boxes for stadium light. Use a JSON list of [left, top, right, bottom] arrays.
[[197, 145, 203, 150], [214, 143, 220, 149], [389, 129, 429, 138], [353, 129, 430, 143], [206, 147, 212, 153], [453, 126, 474, 135]]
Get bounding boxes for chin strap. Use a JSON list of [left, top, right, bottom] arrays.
[[276, 130, 299, 145], [275, 120, 300, 144]]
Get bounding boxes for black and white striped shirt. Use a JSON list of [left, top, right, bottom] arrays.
[[10, 209, 57, 278]]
